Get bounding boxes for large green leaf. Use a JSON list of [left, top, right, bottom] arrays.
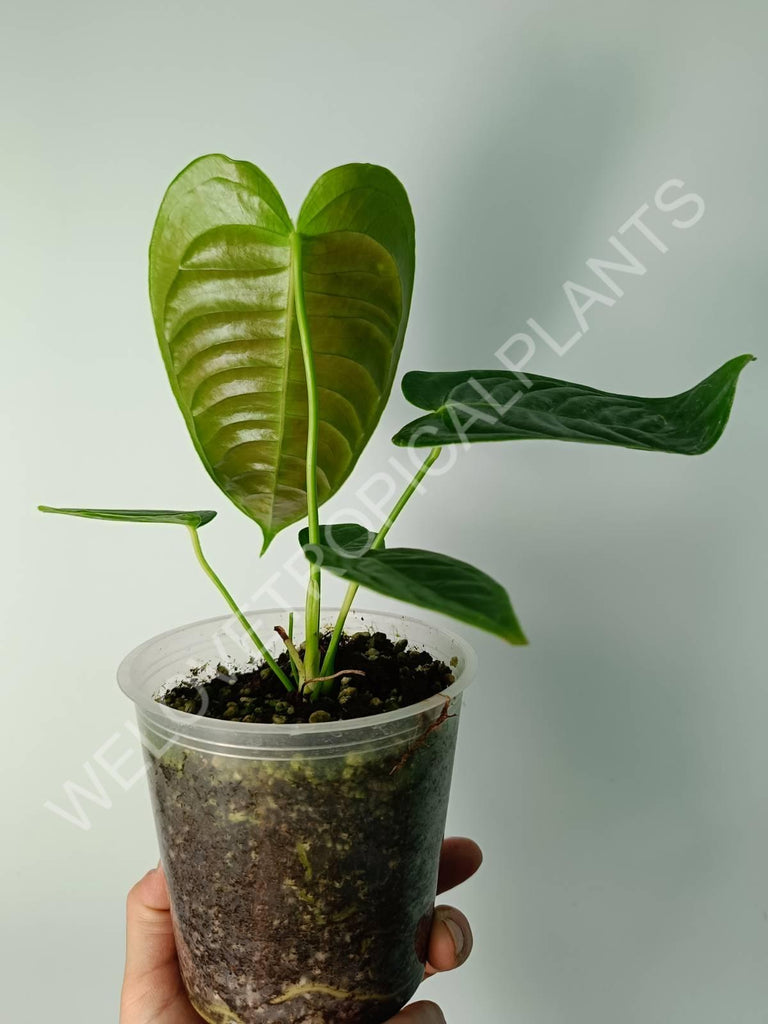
[[393, 355, 754, 452], [38, 506, 216, 528], [301, 525, 527, 644], [150, 154, 415, 550]]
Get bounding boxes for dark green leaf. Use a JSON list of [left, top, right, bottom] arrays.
[[393, 355, 754, 453], [150, 155, 414, 549], [301, 532, 527, 644], [299, 522, 380, 557], [38, 506, 216, 528]]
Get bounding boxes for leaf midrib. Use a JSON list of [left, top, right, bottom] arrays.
[[260, 227, 300, 540]]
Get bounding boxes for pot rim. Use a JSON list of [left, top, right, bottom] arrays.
[[117, 606, 477, 739]]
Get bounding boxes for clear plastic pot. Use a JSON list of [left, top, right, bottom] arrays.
[[118, 608, 475, 1024]]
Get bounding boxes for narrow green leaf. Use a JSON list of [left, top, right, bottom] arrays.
[[38, 507, 217, 528], [150, 155, 415, 549], [301, 529, 526, 645], [393, 355, 754, 453]]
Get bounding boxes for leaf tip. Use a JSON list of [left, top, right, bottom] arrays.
[[728, 352, 756, 373], [38, 504, 71, 517], [722, 352, 756, 380], [500, 614, 528, 646]]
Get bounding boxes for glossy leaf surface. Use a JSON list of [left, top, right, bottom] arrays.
[[301, 526, 527, 644], [38, 507, 216, 528], [299, 522, 380, 556], [393, 355, 754, 452], [150, 154, 414, 549]]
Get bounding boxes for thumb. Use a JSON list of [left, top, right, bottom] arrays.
[[124, 863, 177, 980]]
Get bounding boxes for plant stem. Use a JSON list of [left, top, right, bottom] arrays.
[[287, 611, 300, 687], [320, 446, 443, 679], [186, 526, 294, 692], [291, 231, 322, 682], [275, 625, 305, 686]]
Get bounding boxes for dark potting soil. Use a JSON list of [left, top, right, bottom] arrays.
[[147, 713, 459, 1023], [156, 629, 456, 724], [147, 628, 461, 1022]]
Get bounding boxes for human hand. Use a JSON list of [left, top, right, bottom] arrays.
[[120, 836, 481, 1024]]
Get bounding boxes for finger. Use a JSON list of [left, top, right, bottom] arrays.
[[388, 1000, 446, 1023], [124, 863, 176, 980], [436, 836, 483, 895], [424, 904, 473, 976]]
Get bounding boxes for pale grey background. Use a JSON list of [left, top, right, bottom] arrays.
[[2, 1, 766, 1021]]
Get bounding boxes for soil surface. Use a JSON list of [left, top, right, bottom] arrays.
[[157, 629, 456, 724]]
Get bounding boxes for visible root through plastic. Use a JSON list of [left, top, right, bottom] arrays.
[[390, 697, 455, 775], [269, 981, 395, 1005]]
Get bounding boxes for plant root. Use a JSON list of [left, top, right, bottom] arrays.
[[299, 667, 366, 698], [269, 981, 394, 1005], [390, 697, 455, 775]]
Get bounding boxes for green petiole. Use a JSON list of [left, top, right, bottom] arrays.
[[291, 231, 322, 685], [186, 526, 294, 692], [319, 446, 443, 682]]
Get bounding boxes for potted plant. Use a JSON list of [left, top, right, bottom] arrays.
[[41, 154, 752, 1024]]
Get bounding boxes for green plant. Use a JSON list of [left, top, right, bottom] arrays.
[[40, 154, 753, 699]]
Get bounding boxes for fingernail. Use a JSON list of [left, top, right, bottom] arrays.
[[442, 915, 464, 957]]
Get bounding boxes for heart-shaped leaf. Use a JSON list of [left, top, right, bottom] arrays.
[[393, 355, 754, 452], [150, 154, 414, 550], [38, 506, 217, 528], [301, 527, 527, 644]]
